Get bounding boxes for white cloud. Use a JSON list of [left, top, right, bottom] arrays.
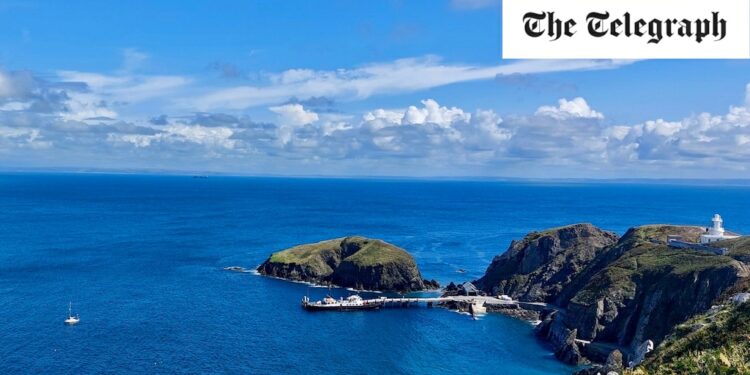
[[0, 101, 31, 111], [643, 119, 682, 137], [363, 99, 471, 128], [57, 71, 190, 103], [535, 97, 604, 120], [111, 124, 235, 149], [5, 63, 750, 178], [0, 70, 34, 99], [473, 109, 510, 142], [403, 99, 470, 127], [0, 126, 50, 149], [268, 103, 319, 126], [60, 92, 118, 121], [53, 70, 191, 122], [189, 57, 635, 110]]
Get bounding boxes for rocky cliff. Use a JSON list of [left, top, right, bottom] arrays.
[[624, 280, 750, 374], [257, 236, 438, 292], [475, 224, 749, 368], [474, 223, 619, 303], [562, 226, 748, 354]]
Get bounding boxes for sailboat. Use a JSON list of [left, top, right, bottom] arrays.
[[64, 302, 80, 325]]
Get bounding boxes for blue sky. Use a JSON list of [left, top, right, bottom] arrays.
[[1, 0, 750, 177]]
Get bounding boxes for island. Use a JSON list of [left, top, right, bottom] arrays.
[[257, 236, 439, 292]]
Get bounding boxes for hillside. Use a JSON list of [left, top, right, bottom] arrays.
[[627, 301, 750, 374], [257, 236, 438, 292], [474, 223, 619, 303], [474, 223, 749, 368]]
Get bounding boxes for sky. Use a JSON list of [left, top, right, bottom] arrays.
[[1, 0, 750, 178]]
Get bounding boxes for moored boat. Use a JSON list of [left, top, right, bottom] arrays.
[[64, 302, 80, 325], [302, 294, 383, 311]]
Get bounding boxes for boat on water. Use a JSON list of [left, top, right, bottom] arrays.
[[64, 302, 80, 325], [302, 294, 384, 311]]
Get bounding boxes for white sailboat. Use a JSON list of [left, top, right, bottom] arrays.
[[64, 302, 80, 325]]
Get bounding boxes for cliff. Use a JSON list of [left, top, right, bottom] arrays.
[[625, 294, 750, 374], [475, 224, 749, 367], [474, 223, 619, 303], [562, 226, 748, 354], [256, 236, 438, 292]]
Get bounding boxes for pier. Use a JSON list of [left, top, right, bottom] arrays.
[[361, 295, 549, 310], [302, 292, 553, 313]]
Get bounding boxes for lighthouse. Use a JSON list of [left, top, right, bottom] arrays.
[[700, 214, 740, 244], [709, 214, 725, 236]]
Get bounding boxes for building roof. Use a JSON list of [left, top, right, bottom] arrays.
[[461, 282, 479, 293]]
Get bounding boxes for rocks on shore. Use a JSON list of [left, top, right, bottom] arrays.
[[223, 266, 251, 273], [257, 236, 439, 293]]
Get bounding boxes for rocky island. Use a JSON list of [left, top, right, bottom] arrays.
[[257, 236, 439, 292]]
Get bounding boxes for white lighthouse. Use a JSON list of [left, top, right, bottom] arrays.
[[700, 214, 740, 244]]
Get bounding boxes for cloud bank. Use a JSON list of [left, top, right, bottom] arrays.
[[0, 54, 747, 178], [2, 65, 750, 178]]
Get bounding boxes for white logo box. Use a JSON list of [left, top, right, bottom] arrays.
[[502, 0, 750, 59]]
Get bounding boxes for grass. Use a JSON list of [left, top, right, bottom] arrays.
[[571, 225, 739, 305], [720, 237, 750, 260], [267, 236, 413, 267], [268, 238, 343, 264], [344, 239, 412, 266], [597, 229, 750, 375], [626, 302, 750, 375]]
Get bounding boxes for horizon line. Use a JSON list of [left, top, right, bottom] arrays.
[[2, 167, 750, 185]]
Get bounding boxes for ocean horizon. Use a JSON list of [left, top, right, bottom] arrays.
[[2, 173, 749, 374]]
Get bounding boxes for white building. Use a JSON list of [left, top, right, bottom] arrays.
[[699, 214, 740, 244]]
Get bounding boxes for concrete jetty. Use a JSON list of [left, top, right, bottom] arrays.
[[361, 295, 549, 309]]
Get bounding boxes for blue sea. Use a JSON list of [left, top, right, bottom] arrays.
[[2, 174, 749, 374]]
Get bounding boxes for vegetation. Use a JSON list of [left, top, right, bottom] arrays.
[[721, 236, 750, 262], [615, 237, 750, 375], [571, 226, 738, 305], [343, 239, 413, 266], [268, 238, 342, 264], [626, 301, 750, 375], [267, 237, 410, 266]]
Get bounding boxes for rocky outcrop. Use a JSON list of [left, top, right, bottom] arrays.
[[535, 310, 583, 364], [475, 223, 619, 303], [562, 226, 749, 354], [257, 236, 438, 292], [573, 350, 624, 375], [476, 223, 749, 369]]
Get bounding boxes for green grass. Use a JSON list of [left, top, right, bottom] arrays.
[[268, 238, 343, 264], [267, 236, 413, 267], [590, 228, 750, 375], [626, 302, 750, 375], [571, 226, 739, 305], [720, 237, 750, 259], [344, 239, 412, 266]]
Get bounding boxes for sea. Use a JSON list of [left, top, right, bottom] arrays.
[[1, 173, 749, 374]]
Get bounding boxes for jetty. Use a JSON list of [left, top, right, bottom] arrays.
[[356, 295, 549, 310]]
